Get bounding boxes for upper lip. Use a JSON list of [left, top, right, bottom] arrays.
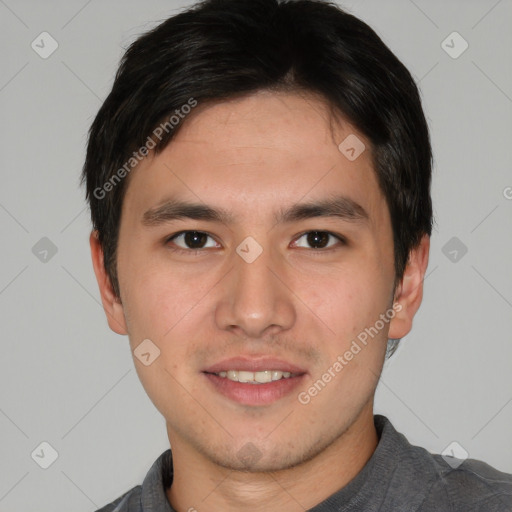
[[203, 357, 307, 374]]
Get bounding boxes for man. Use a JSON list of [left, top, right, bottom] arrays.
[[82, 0, 512, 510]]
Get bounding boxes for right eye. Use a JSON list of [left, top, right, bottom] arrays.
[[165, 231, 220, 252]]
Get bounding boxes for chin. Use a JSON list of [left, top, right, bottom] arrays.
[[198, 435, 329, 474]]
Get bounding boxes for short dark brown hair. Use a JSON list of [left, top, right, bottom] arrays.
[[81, 0, 433, 299]]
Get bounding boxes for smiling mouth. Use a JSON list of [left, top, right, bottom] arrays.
[[205, 369, 301, 384], [202, 369, 307, 406]]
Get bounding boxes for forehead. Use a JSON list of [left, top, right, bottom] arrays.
[[122, 90, 387, 227], [162, 90, 360, 162]]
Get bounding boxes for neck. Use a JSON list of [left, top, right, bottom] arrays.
[[166, 404, 378, 512]]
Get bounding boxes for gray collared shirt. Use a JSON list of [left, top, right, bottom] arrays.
[[96, 415, 512, 511]]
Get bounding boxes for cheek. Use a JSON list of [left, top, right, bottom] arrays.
[[122, 270, 205, 413], [118, 246, 196, 337], [121, 265, 215, 379], [297, 263, 388, 343]]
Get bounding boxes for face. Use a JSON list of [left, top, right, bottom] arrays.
[[91, 90, 426, 472]]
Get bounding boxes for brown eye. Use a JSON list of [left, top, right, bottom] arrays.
[[293, 231, 344, 250], [167, 231, 217, 250]]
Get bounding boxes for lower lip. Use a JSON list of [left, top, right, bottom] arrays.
[[203, 372, 306, 406]]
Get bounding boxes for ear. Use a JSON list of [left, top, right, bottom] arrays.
[[388, 234, 430, 339], [89, 230, 128, 335]]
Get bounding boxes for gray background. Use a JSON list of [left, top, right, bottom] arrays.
[[1, 0, 511, 510]]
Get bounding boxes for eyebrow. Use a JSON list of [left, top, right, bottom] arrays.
[[141, 195, 369, 227]]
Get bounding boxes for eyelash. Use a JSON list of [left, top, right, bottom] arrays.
[[164, 230, 347, 255]]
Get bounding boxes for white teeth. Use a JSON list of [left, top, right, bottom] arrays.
[[254, 370, 272, 383], [238, 371, 254, 383], [215, 370, 294, 383]]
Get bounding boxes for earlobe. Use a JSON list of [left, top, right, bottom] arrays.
[[388, 234, 430, 340], [89, 230, 128, 335]]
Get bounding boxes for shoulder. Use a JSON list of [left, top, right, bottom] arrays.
[[420, 455, 512, 511], [93, 449, 173, 512], [374, 416, 512, 511], [94, 485, 142, 512]]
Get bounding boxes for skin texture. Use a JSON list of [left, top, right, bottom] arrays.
[[90, 90, 430, 511]]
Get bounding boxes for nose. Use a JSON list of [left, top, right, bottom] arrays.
[[214, 240, 296, 339]]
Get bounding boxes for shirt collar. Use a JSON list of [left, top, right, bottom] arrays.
[[139, 414, 397, 511]]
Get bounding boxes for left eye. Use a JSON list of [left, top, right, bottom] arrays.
[[292, 231, 344, 250]]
